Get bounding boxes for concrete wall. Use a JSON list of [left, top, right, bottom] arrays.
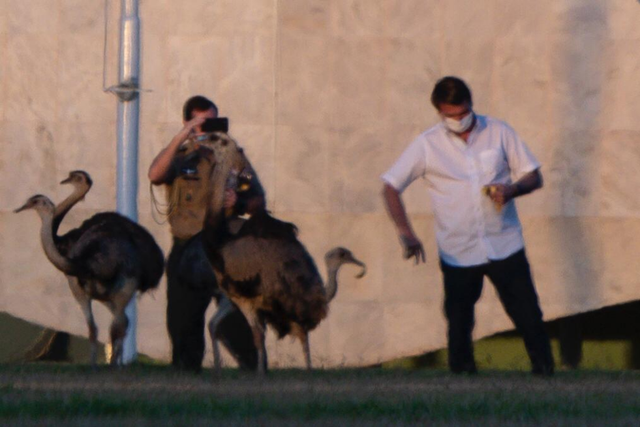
[[1, 0, 639, 367]]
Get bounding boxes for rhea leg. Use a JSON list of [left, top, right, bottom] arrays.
[[291, 324, 311, 370], [235, 301, 266, 375], [107, 278, 137, 366], [301, 333, 311, 370], [108, 310, 129, 366], [67, 276, 98, 366], [207, 296, 234, 370], [252, 320, 267, 376]]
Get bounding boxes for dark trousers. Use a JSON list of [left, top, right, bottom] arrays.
[[440, 249, 554, 374], [166, 235, 258, 371]]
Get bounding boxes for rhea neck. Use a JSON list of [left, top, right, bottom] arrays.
[[37, 209, 75, 274], [324, 261, 341, 302], [53, 183, 90, 237]]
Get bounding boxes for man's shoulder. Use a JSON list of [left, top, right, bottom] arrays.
[[422, 122, 445, 137], [479, 115, 514, 132], [413, 123, 446, 145]]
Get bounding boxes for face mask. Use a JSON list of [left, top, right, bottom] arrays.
[[444, 111, 474, 133]]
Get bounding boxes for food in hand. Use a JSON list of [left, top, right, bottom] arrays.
[[482, 185, 503, 212]]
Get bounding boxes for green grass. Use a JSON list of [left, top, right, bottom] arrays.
[[1, 364, 639, 425], [384, 337, 640, 371]]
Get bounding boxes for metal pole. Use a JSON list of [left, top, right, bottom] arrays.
[[115, 0, 140, 364]]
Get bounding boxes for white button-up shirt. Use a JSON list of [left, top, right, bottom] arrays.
[[381, 115, 541, 267]]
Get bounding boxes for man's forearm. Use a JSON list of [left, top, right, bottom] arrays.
[[148, 132, 188, 184], [383, 183, 426, 263], [486, 169, 543, 206], [513, 169, 543, 198], [382, 183, 415, 238]]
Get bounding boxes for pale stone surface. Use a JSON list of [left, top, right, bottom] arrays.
[[279, 0, 331, 34], [385, 0, 444, 40], [165, 33, 275, 126], [277, 32, 335, 127], [0, 0, 7, 35], [441, 38, 495, 110], [327, 300, 386, 365], [608, 0, 640, 41], [441, 1, 497, 43], [515, 128, 561, 217], [2, 0, 640, 368], [331, 0, 387, 38], [548, 130, 604, 217], [548, 19, 610, 134], [382, 301, 447, 361], [60, 0, 106, 36], [330, 125, 396, 213], [274, 125, 335, 213], [492, 1, 556, 38], [4, 33, 59, 123], [55, 123, 118, 211], [229, 124, 276, 201], [1, 121, 61, 209], [523, 217, 607, 314], [604, 43, 640, 132], [599, 131, 640, 216], [0, 23, 6, 122], [139, 38, 171, 125], [491, 34, 552, 134], [378, 215, 440, 305], [141, 0, 274, 37], [58, 32, 112, 124], [386, 38, 441, 128], [6, 0, 60, 35], [331, 38, 390, 128]]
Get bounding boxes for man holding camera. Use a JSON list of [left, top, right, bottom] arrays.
[[382, 77, 554, 376], [149, 95, 263, 371]]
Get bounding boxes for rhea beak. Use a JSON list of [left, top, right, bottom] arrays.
[[14, 203, 29, 213], [60, 176, 73, 185], [346, 255, 367, 279]]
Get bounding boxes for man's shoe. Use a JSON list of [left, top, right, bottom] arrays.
[[532, 365, 554, 377], [451, 364, 478, 375]]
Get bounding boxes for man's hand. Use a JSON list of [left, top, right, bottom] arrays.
[[185, 116, 208, 134], [223, 189, 237, 209], [400, 234, 426, 265], [484, 184, 517, 207], [382, 184, 425, 265], [483, 170, 542, 209], [180, 116, 209, 147]]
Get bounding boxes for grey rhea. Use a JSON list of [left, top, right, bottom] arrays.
[[15, 171, 164, 366]]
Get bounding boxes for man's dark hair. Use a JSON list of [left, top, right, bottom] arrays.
[[430, 76, 473, 110], [183, 95, 218, 121]]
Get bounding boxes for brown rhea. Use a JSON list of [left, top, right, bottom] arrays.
[[201, 132, 366, 374]]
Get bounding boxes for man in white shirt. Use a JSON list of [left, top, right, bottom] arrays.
[[381, 76, 554, 375]]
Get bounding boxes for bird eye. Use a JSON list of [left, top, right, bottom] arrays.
[[221, 139, 228, 147]]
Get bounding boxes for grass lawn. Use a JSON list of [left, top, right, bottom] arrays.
[[1, 364, 640, 425]]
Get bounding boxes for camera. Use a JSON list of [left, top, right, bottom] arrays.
[[200, 117, 229, 133]]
